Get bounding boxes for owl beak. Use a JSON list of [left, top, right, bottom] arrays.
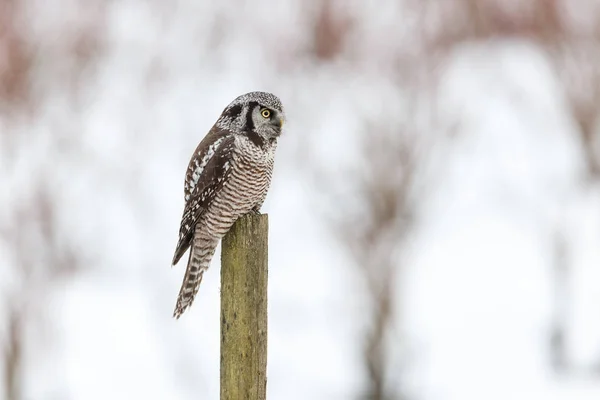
[[271, 116, 284, 132]]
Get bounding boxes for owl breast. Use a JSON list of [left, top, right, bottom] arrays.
[[201, 135, 277, 238]]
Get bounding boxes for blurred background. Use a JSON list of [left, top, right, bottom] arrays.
[[1, 0, 600, 399]]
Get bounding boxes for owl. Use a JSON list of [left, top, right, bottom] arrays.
[[171, 91, 285, 319]]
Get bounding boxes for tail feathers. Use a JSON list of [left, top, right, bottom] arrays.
[[173, 270, 205, 319], [173, 240, 217, 319]]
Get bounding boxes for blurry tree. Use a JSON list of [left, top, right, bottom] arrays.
[[413, 0, 600, 374], [0, 2, 36, 398], [0, 0, 33, 117], [298, 1, 441, 398], [304, 104, 428, 400], [330, 116, 423, 400], [0, 0, 107, 398], [549, 30, 600, 376], [299, 0, 600, 396], [1, 186, 84, 400], [309, 0, 353, 62]]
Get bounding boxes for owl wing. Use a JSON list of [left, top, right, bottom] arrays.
[[172, 128, 235, 266]]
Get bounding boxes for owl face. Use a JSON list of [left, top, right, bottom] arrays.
[[248, 101, 285, 140], [217, 91, 285, 143]]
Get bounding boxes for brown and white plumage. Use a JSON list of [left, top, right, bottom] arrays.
[[171, 91, 285, 319]]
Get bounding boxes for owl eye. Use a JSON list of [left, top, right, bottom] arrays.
[[261, 109, 271, 118]]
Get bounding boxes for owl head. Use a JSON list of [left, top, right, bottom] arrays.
[[217, 91, 285, 144]]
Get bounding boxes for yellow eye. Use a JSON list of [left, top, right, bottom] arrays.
[[261, 109, 271, 118]]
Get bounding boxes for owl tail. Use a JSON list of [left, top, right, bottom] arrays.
[[173, 236, 218, 319]]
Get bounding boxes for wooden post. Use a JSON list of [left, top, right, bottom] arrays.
[[220, 213, 268, 400]]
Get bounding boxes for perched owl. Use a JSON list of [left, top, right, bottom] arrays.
[[171, 91, 285, 319]]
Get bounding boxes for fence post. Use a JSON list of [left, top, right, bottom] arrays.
[[220, 213, 268, 400]]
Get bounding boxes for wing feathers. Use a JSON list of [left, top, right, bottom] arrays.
[[172, 128, 235, 266]]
